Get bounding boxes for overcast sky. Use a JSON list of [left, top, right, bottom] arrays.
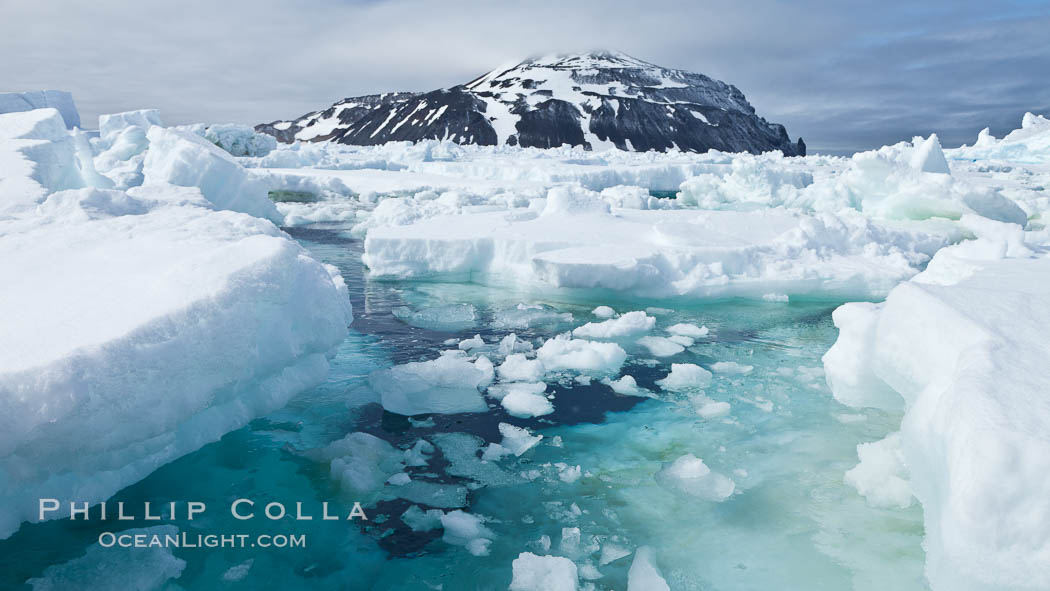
[[2, 0, 1048, 153]]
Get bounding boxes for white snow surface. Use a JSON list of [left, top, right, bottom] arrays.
[[0, 108, 352, 539]]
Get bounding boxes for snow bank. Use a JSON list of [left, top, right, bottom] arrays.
[[0, 109, 352, 539], [823, 217, 1050, 590]]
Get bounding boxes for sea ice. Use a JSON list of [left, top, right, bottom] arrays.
[[501, 385, 555, 418], [498, 423, 543, 456], [656, 364, 713, 391], [509, 552, 579, 591], [636, 336, 686, 357], [440, 510, 495, 556], [844, 432, 913, 509], [655, 454, 735, 501], [25, 526, 185, 590], [711, 361, 754, 375], [627, 546, 671, 591], [535, 335, 627, 375], [571, 310, 655, 339], [369, 352, 491, 415], [823, 220, 1050, 591], [142, 126, 282, 223]]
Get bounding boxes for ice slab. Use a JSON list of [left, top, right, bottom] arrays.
[[0, 91, 80, 129], [364, 204, 957, 300], [823, 220, 1050, 591]]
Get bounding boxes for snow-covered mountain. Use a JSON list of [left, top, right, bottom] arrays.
[[257, 51, 805, 155]]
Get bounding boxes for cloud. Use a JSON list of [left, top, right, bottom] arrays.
[[2, 0, 1047, 152]]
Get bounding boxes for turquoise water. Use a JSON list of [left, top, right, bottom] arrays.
[[0, 228, 927, 590]]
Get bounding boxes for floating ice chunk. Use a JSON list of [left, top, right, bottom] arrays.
[[627, 546, 670, 591], [762, 292, 790, 302], [313, 432, 405, 497], [599, 542, 632, 566], [498, 354, 545, 382], [559, 527, 581, 555], [387, 472, 411, 485], [711, 361, 754, 375], [392, 303, 478, 331], [204, 123, 277, 157], [844, 432, 914, 509], [509, 552, 579, 591], [536, 334, 627, 375], [402, 505, 445, 531], [499, 423, 543, 456], [488, 381, 547, 401], [25, 525, 185, 591], [370, 352, 490, 415], [493, 303, 573, 329], [459, 334, 485, 350], [572, 310, 655, 339], [656, 363, 713, 391], [557, 464, 582, 483], [498, 333, 533, 355], [141, 127, 281, 222], [404, 439, 435, 467], [221, 559, 254, 583], [665, 335, 695, 347], [655, 454, 735, 501], [602, 375, 649, 397], [392, 480, 468, 509], [592, 305, 616, 319], [694, 398, 732, 419], [636, 336, 686, 357], [667, 323, 709, 338], [432, 432, 524, 487], [441, 510, 495, 556], [502, 385, 555, 418]]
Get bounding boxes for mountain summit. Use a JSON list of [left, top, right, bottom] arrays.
[[257, 51, 805, 155]]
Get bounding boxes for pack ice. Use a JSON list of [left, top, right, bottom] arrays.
[[0, 106, 352, 538]]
